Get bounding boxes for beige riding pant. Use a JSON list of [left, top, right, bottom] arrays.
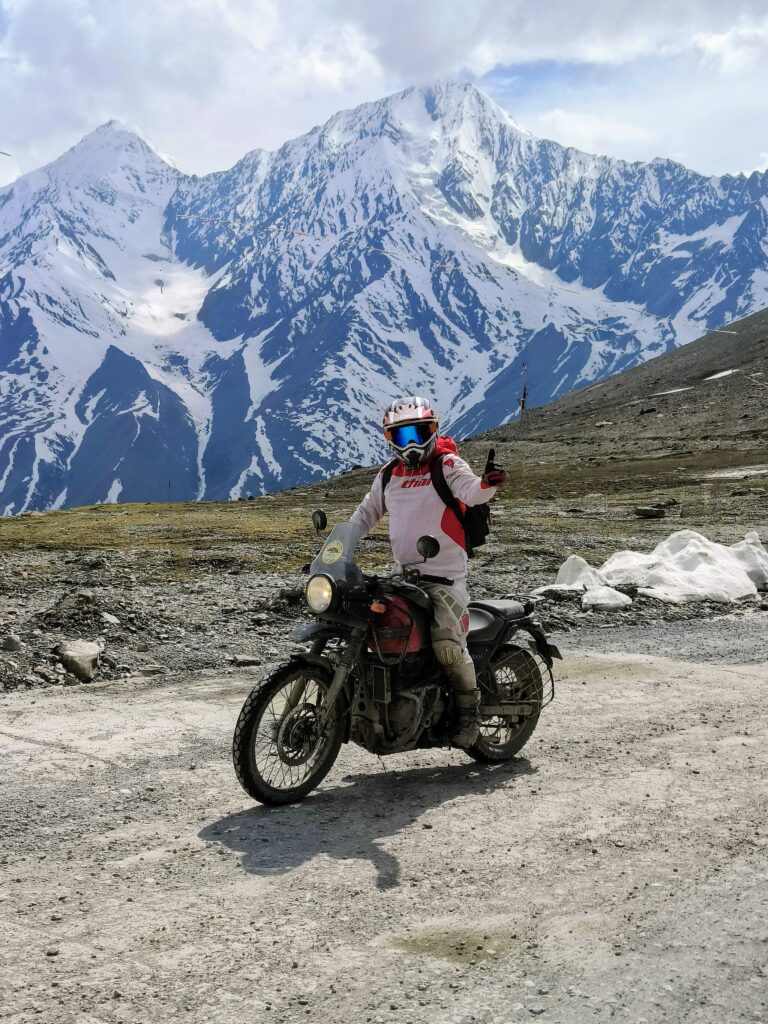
[[422, 583, 477, 692]]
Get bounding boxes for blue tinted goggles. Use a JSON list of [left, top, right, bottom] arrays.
[[386, 421, 437, 448]]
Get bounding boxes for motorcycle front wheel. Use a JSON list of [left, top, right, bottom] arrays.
[[468, 646, 544, 764], [233, 660, 345, 805]]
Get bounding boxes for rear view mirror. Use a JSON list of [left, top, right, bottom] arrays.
[[417, 535, 440, 561], [311, 509, 328, 533]]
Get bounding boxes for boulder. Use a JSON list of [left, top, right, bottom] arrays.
[[634, 506, 666, 519], [56, 640, 101, 682], [1, 634, 23, 652]]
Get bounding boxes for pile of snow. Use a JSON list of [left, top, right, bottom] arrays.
[[555, 555, 607, 590], [582, 586, 632, 611], [535, 530, 768, 606]]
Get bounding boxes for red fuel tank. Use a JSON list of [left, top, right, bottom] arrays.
[[366, 595, 427, 657]]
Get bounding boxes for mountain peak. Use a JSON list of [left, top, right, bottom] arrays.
[[375, 80, 529, 141], [43, 119, 180, 186], [95, 118, 130, 133]]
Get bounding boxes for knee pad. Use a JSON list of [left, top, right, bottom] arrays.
[[434, 640, 462, 667]]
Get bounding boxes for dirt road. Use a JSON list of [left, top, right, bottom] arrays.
[[1, 646, 767, 1024]]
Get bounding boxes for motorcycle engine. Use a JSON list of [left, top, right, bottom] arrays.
[[351, 684, 443, 754]]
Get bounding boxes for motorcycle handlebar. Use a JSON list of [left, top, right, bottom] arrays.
[[363, 569, 454, 588]]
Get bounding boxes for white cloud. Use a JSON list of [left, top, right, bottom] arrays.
[[530, 109, 659, 162], [1, 0, 768, 179], [0, 0, 390, 176], [0, 152, 20, 187], [693, 19, 768, 75]]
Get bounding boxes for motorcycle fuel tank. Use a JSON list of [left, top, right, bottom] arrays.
[[366, 595, 427, 657]]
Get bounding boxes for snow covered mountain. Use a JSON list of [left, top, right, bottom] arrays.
[[2, 82, 767, 512]]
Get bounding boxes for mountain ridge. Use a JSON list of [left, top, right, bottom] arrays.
[[1, 81, 767, 513]]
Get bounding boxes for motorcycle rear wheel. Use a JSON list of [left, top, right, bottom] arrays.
[[468, 646, 543, 763], [233, 660, 344, 805]]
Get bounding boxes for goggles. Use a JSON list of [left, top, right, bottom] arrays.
[[385, 421, 438, 448]]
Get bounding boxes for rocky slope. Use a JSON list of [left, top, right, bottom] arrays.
[[2, 83, 768, 513]]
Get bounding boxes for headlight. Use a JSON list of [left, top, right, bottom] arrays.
[[305, 574, 336, 613]]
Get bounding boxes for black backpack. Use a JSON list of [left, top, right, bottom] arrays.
[[381, 454, 491, 558]]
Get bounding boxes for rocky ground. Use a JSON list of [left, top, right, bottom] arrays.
[[1, 641, 767, 1024], [1, 468, 766, 693]]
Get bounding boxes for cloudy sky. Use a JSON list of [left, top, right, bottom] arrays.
[[1, 0, 768, 186]]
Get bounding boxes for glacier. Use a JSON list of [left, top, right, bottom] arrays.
[[1, 82, 767, 513]]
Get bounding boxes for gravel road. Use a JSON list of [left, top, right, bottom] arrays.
[[2, 641, 767, 1024], [555, 609, 768, 664]]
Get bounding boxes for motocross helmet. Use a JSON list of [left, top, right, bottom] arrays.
[[383, 395, 439, 468]]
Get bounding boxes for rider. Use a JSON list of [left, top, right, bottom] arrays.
[[350, 396, 507, 747]]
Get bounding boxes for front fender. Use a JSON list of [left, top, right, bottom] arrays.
[[289, 652, 337, 673], [290, 620, 339, 643]]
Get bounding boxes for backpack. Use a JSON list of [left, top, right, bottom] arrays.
[[381, 455, 491, 558]]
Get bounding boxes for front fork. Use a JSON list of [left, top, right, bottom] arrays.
[[320, 627, 366, 726], [283, 636, 343, 712]]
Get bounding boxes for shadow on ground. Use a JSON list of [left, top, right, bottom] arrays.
[[200, 757, 534, 889]]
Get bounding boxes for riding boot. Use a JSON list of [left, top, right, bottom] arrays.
[[451, 687, 480, 748]]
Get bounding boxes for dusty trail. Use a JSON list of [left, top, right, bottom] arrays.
[[1, 647, 767, 1024]]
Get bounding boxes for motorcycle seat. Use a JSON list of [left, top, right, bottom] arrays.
[[467, 599, 531, 644], [467, 606, 504, 643], [470, 598, 530, 620]]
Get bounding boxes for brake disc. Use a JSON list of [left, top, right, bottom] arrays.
[[276, 705, 320, 766]]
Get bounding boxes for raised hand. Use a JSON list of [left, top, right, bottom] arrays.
[[482, 447, 507, 487]]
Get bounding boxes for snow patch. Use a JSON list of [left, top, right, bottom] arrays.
[[539, 530, 768, 605], [582, 586, 632, 610], [554, 554, 607, 590], [104, 479, 123, 504], [602, 530, 766, 603], [704, 369, 738, 381], [704, 464, 768, 480]]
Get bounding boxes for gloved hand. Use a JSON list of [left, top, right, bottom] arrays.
[[483, 466, 507, 487], [482, 447, 507, 487]]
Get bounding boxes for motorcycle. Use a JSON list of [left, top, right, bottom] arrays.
[[233, 512, 560, 805]]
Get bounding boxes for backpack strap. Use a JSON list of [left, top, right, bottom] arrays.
[[429, 455, 466, 526], [380, 458, 399, 510], [430, 457, 478, 556]]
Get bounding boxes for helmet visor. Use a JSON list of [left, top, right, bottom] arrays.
[[386, 421, 437, 448]]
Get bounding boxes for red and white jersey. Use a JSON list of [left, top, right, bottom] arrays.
[[350, 437, 496, 604]]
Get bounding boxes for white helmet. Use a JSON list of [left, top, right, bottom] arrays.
[[383, 395, 439, 468]]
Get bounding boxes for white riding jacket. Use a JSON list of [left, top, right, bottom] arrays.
[[349, 437, 496, 606]]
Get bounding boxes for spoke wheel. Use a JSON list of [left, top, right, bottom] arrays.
[[233, 661, 344, 805], [468, 647, 544, 764]]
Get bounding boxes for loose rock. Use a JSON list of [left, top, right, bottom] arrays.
[[55, 640, 101, 682], [231, 654, 261, 667], [634, 506, 666, 519]]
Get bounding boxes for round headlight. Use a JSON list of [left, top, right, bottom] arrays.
[[305, 574, 336, 613]]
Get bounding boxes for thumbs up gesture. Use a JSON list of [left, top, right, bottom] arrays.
[[482, 448, 507, 487]]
